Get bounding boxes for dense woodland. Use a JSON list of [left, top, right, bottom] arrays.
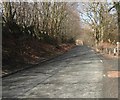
[[2, 2, 81, 73], [1, 2, 120, 74], [2, 2, 80, 43]]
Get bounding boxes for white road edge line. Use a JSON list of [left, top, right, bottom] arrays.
[[100, 60, 103, 63]]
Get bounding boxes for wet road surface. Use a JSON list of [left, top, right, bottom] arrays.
[[2, 45, 118, 98]]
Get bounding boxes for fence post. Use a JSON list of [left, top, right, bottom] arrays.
[[116, 42, 119, 56], [113, 48, 116, 56]]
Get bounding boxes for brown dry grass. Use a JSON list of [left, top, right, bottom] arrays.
[[2, 35, 75, 76]]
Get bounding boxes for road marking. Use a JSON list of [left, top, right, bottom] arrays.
[[103, 74, 106, 77], [91, 50, 94, 52], [100, 60, 103, 63]]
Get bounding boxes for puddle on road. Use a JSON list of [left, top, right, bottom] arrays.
[[107, 71, 120, 78]]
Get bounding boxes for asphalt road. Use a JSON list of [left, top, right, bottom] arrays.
[[2, 45, 118, 98]]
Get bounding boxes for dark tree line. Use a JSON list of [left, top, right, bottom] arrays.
[[2, 2, 81, 45]]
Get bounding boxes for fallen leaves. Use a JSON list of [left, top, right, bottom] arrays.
[[107, 71, 120, 78]]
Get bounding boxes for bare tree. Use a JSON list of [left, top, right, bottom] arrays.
[[78, 2, 117, 47]]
